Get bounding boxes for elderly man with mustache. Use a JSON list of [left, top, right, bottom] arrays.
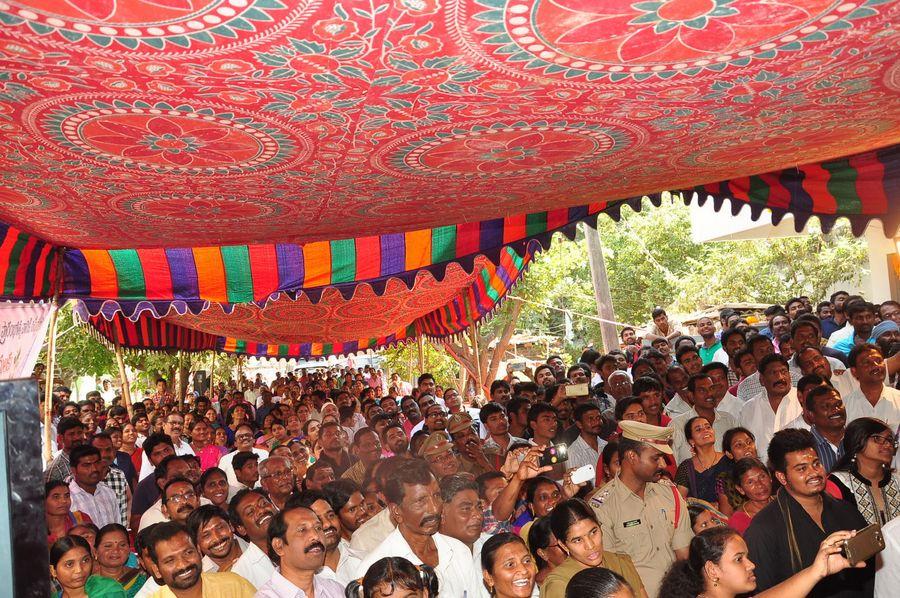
[[255, 504, 346, 598], [353, 459, 482, 596], [186, 504, 274, 590], [142, 521, 255, 598], [740, 354, 804, 459]]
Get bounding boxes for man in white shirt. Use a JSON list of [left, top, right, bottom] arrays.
[[68, 445, 121, 527], [782, 374, 831, 432], [255, 504, 345, 598], [355, 460, 482, 596], [739, 354, 804, 459], [218, 423, 269, 487], [438, 474, 485, 554], [663, 365, 693, 418], [289, 490, 355, 585], [844, 344, 900, 430], [230, 488, 277, 555], [390, 373, 412, 396], [568, 403, 608, 470], [702, 362, 742, 419], [138, 412, 195, 481], [794, 345, 857, 398], [669, 373, 737, 463], [139, 455, 207, 531], [187, 504, 274, 589]]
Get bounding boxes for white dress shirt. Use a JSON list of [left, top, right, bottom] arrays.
[[139, 496, 213, 531], [783, 414, 812, 431], [138, 439, 195, 481], [875, 511, 900, 597], [254, 567, 345, 598], [319, 538, 355, 586], [218, 447, 270, 487], [355, 528, 482, 597], [843, 384, 900, 431], [663, 393, 692, 418], [567, 434, 607, 471], [202, 538, 274, 589], [716, 392, 743, 420], [739, 388, 803, 459], [668, 408, 737, 464], [348, 505, 394, 556]]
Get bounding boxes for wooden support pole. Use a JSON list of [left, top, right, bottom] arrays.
[[583, 223, 620, 353], [209, 351, 216, 399], [113, 338, 133, 420], [469, 326, 484, 398], [42, 300, 62, 465], [417, 335, 425, 374]]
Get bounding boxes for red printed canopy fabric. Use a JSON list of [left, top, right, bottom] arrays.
[[0, 0, 898, 356], [0, 0, 897, 250]]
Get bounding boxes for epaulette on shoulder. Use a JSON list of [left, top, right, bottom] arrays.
[[589, 487, 611, 508]]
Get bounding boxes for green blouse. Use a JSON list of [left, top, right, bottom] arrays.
[[55, 574, 127, 598]]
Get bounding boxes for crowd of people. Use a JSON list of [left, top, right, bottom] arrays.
[[41, 292, 900, 597]]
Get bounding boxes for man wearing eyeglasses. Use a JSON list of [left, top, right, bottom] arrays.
[[161, 477, 200, 525], [219, 422, 270, 487], [419, 434, 461, 479], [259, 456, 295, 511]]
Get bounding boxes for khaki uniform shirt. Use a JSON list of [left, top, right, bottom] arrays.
[[457, 454, 492, 476], [540, 554, 644, 598], [589, 477, 693, 597]]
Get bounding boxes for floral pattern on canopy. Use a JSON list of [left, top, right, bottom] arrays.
[[0, 0, 897, 356]]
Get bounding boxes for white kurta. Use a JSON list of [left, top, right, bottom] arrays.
[[843, 385, 900, 431], [739, 388, 803, 459], [355, 528, 483, 597]]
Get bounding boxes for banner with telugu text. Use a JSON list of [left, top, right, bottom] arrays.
[[0, 303, 52, 380]]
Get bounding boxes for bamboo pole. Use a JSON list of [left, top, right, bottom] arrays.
[[469, 326, 484, 398], [42, 300, 62, 465], [113, 338, 133, 420], [209, 351, 216, 399], [417, 335, 425, 373]]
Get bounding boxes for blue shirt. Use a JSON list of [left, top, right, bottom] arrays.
[[810, 426, 844, 473]]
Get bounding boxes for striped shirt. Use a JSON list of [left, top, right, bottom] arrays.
[[810, 426, 844, 473], [68, 479, 120, 528]]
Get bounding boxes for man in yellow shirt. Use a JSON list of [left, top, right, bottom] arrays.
[[144, 521, 255, 598]]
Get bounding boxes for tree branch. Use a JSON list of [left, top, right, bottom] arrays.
[[486, 298, 524, 384]]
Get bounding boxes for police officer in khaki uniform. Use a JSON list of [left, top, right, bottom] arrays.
[[589, 420, 693, 597], [418, 432, 462, 479], [446, 412, 496, 476]]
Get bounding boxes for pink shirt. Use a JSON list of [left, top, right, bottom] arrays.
[[194, 444, 225, 471]]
